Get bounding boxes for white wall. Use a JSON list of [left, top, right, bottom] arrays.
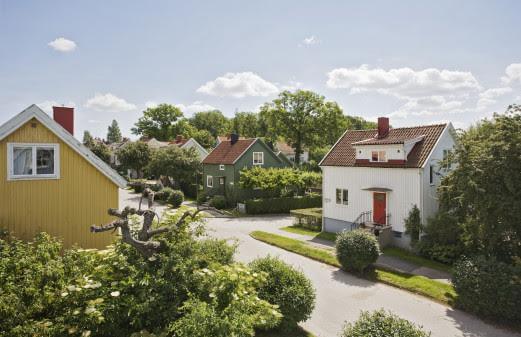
[[322, 166, 422, 233], [420, 125, 456, 224]]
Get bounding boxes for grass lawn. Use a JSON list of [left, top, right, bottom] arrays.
[[280, 226, 337, 242], [250, 231, 456, 305], [382, 247, 452, 274], [257, 326, 315, 337]]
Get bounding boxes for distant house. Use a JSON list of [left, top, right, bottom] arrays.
[[0, 105, 127, 249], [320, 117, 456, 248], [275, 141, 309, 164], [170, 135, 208, 160], [202, 134, 289, 203]]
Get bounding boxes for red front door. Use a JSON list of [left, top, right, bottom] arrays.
[[373, 192, 387, 224]]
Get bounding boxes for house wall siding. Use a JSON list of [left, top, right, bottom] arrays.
[[0, 118, 118, 249], [321, 166, 421, 247]]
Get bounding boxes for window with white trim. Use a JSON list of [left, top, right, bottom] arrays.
[[371, 150, 387, 162], [219, 164, 225, 170], [253, 152, 264, 165], [206, 175, 213, 188], [8, 143, 60, 180], [335, 188, 348, 205], [442, 149, 452, 169]]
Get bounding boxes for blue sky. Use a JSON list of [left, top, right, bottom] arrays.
[[1, 0, 520, 139]]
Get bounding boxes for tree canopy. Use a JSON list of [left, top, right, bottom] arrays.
[[188, 110, 229, 138], [132, 104, 184, 141], [106, 119, 122, 143], [147, 146, 201, 188], [116, 141, 151, 177]]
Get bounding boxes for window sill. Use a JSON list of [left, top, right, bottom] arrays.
[[8, 175, 60, 181]]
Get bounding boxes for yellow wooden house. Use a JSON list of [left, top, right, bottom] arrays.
[[0, 104, 127, 248]]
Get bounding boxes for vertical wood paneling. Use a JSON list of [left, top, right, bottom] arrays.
[[0, 118, 118, 249]]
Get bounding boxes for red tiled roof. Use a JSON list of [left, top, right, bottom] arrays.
[[170, 139, 188, 146], [202, 138, 256, 164], [320, 124, 447, 168]]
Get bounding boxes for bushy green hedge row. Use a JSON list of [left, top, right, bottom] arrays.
[[245, 195, 321, 214], [453, 256, 521, 324]]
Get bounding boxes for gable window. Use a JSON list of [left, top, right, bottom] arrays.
[[8, 143, 59, 180], [219, 164, 225, 170], [207, 175, 213, 188], [253, 152, 264, 165], [336, 188, 348, 205], [371, 150, 387, 162], [442, 149, 452, 169], [219, 177, 225, 185]]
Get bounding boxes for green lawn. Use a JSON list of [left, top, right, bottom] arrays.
[[382, 247, 452, 274], [250, 231, 456, 305], [257, 326, 315, 337], [280, 226, 337, 242]]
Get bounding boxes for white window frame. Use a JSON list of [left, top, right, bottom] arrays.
[[335, 188, 348, 205], [219, 164, 225, 170], [7, 143, 60, 181], [207, 175, 213, 188], [370, 150, 387, 162], [253, 152, 264, 165]]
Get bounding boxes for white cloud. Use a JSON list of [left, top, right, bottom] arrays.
[[477, 87, 513, 109], [84, 93, 136, 112], [388, 96, 466, 118], [501, 63, 521, 84], [37, 100, 76, 114], [175, 101, 217, 114], [197, 72, 279, 98], [48, 37, 77, 52], [326, 64, 481, 99], [302, 35, 319, 46]]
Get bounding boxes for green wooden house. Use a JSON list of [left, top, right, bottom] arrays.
[[202, 135, 289, 203]]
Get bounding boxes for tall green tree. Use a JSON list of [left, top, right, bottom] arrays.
[[259, 90, 347, 165], [189, 110, 229, 138], [106, 119, 122, 143], [438, 104, 521, 263], [82, 130, 94, 146], [147, 146, 201, 188], [116, 141, 151, 178], [132, 104, 184, 141], [230, 112, 260, 138], [172, 119, 215, 149], [89, 141, 111, 164]]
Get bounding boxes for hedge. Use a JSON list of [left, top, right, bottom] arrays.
[[245, 195, 321, 215]]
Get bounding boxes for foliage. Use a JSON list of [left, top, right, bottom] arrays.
[[259, 90, 347, 165], [147, 146, 200, 187], [437, 104, 521, 263], [230, 111, 260, 138], [132, 104, 184, 141], [116, 141, 151, 178], [335, 230, 380, 274], [167, 190, 184, 208], [154, 187, 174, 201], [189, 110, 230, 138], [416, 212, 464, 264], [245, 195, 321, 215], [239, 167, 321, 197], [209, 195, 227, 210], [404, 205, 422, 246], [89, 140, 111, 164], [340, 309, 431, 337], [196, 190, 207, 205], [107, 119, 122, 143], [0, 213, 283, 337], [452, 256, 521, 324], [171, 119, 215, 150], [83, 130, 94, 146], [249, 256, 316, 331]]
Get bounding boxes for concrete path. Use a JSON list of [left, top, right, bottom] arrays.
[[205, 215, 520, 337]]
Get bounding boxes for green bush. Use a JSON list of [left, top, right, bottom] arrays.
[[149, 182, 163, 192], [249, 256, 315, 331], [452, 256, 521, 324], [168, 190, 184, 208], [196, 190, 207, 205], [245, 194, 321, 214], [155, 187, 174, 201], [336, 230, 380, 274], [341, 309, 431, 337], [417, 212, 463, 264], [209, 195, 227, 210]]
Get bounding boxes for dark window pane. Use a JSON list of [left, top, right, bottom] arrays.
[[36, 148, 54, 175]]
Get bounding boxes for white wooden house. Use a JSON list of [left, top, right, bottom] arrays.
[[319, 117, 456, 248]]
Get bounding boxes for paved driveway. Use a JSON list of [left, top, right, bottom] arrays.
[[205, 216, 520, 337]]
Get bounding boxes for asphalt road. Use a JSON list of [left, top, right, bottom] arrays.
[[205, 215, 520, 337]]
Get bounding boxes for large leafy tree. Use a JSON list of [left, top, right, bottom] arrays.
[[106, 119, 122, 143], [147, 146, 201, 188], [116, 141, 151, 178], [189, 110, 229, 138], [132, 104, 184, 141], [89, 141, 111, 164], [230, 111, 260, 138], [259, 90, 347, 165], [438, 104, 521, 263], [172, 119, 215, 149]]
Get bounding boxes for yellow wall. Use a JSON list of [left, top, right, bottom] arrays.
[[0, 118, 118, 249]]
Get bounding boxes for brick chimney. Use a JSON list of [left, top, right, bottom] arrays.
[[377, 117, 389, 139], [53, 106, 74, 135]]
